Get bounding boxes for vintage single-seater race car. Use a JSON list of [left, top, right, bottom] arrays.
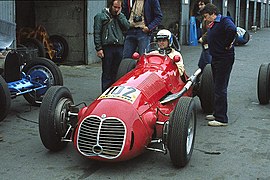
[[0, 19, 63, 122], [39, 43, 214, 168], [0, 48, 63, 122]]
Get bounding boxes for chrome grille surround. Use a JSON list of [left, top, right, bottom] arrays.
[[77, 115, 126, 159]]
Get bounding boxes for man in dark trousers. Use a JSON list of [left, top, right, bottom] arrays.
[[94, 0, 130, 92], [200, 3, 237, 126], [122, 0, 163, 58]]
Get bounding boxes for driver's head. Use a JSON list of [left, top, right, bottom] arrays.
[[156, 29, 173, 49]]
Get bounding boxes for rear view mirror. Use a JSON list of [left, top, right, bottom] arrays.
[[132, 52, 140, 59], [173, 55, 181, 62]]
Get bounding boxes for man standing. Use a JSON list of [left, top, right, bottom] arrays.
[[122, 0, 163, 58], [94, 0, 130, 92], [200, 4, 237, 126]]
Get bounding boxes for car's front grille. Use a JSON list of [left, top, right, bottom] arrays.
[[77, 115, 126, 159]]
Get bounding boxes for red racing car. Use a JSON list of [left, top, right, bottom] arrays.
[[39, 43, 214, 168]]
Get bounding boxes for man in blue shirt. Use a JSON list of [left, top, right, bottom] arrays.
[[122, 0, 163, 58], [200, 3, 237, 126]]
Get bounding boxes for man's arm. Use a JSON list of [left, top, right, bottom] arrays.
[[117, 12, 130, 31], [122, 0, 130, 19], [146, 0, 163, 32], [224, 17, 237, 49], [94, 14, 105, 58], [93, 14, 103, 52]]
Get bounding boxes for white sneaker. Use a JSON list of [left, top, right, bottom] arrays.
[[208, 120, 228, 127], [205, 114, 215, 120]]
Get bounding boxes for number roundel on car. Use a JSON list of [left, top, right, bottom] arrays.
[[98, 86, 141, 104]]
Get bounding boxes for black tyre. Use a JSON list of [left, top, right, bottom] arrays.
[[168, 97, 196, 168], [39, 86, 73, 151], [22, 57, 63, 105], [257, 63, 270, 104], [49, 35, 69, 63], [115, 58, 137, 81], [198, 64, 214, 113], [0, 76, 11, 122], [21, 38, 46, 57], [235, 28, 250, 46]]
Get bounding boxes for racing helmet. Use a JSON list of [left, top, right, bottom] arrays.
[[156, 29, 173, 46]]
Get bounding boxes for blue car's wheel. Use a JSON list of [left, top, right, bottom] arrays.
[[0, 75, 11, 122], [22, 57, 63, 106]]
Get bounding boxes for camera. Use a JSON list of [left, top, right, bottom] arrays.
[[133, 15, 142, 23]]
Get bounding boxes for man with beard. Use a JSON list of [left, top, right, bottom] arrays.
[[94, 0, 130, 92]]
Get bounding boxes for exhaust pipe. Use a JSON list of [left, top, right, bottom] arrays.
[[160, 68, 201, 104]]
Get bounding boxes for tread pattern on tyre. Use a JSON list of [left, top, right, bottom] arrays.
[[168, 97, 196, 168], [39, 86, 73, 151], [199, 64, 214, 113], [257, 63, 270, 104]]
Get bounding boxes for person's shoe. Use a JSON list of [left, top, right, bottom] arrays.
[[208, 120, 228, 127], [205, 114, 215, 120]]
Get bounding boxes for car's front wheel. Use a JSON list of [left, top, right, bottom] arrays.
[[167, 96, 196, 168], [39, 86, 74, 151]]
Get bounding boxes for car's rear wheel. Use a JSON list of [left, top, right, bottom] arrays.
[[0, 76, 11, 122], [39, 86, 73, 151], [168, 96, 196, 168], [21, 38, 46, 57], [22, 57, 63, 106], [115, 58, 137, 81], [257, 63, 270, 104], [198, 64, 214, 113]]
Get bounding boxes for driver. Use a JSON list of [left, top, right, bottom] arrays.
[[156, 29, 185, 76]]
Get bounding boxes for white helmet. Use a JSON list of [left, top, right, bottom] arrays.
[[156, 29, 173, 46]]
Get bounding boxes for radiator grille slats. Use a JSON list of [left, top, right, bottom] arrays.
[[77, 116, 126, 159]]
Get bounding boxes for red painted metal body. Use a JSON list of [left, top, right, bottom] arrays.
[[73, 51, 193, 162]]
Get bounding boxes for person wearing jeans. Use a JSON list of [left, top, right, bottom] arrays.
[[122, 0, 163, 58], [201, 3, 237, 126]]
